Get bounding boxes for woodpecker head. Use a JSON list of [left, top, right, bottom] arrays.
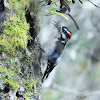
[[53, 21, 72, 43], [61, 26, 72, 43]]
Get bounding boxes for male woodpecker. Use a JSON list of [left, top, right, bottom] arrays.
[[41, 21, 72, 82]]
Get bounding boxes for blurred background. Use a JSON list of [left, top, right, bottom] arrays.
[[39, 0, 100, 100]]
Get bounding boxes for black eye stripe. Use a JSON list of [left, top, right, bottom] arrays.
[[62, 28, 70, 39]]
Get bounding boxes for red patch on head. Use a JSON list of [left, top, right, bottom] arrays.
[[68, 33, 72, 39]]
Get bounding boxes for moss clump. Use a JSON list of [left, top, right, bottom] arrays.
[[9, 0, 29, 10], [0, 0, 31, 56], [0, 66, 20, 90], [0, 13, 30, 56], [22, 76, 39, 99]]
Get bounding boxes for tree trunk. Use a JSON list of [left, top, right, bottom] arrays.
[[0, 0, 42, 100]]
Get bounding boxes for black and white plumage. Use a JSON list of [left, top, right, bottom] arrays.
[[41, 21, 72, 82]]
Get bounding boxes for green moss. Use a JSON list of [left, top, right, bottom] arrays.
[[0, 13, 30, 56], [0, 66, 19, 90], [0, 0, 41, 99], [0, 0, 31, 56], [0, 63, 40, 98], [22, 76, 39, 99], [23, 92, 30, 100], [22, 76, 34, 92], [9, 0, 29, 10]]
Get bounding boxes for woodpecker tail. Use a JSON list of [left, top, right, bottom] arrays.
[[42, 65, 54, 83], [42, 70, 48, 83], [42, 72, 49, 83]]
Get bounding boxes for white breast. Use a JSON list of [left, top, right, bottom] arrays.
[[38, 23, 61, 72]]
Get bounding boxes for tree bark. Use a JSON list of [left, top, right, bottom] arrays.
[[0, 0, 42, 100]]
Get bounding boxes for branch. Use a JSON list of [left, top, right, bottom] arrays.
[[52, 83, 100, 97]]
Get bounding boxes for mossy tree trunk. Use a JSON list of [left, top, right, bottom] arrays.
[[0, 0, 42, 100]]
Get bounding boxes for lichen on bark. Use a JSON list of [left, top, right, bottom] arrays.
[[0, 0, 42, 100]]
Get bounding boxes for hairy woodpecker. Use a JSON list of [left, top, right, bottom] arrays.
[[41, 21, 72, 82]]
